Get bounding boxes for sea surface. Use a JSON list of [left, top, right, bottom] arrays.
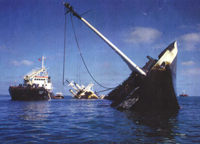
[[0, 95, 200, 144]]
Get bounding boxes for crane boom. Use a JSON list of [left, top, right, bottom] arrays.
[[24, 68, 45, 80], [24, 56, 46, 81], [64, 3, 146, 76]]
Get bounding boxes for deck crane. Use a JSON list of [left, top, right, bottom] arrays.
[[23, 56, 47, 85]]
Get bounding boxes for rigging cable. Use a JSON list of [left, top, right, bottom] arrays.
[[70, 13, 115, 91], [62, 14, 67, 85]]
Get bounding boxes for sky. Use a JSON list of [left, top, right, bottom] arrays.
[[0, 0, 200, 96]]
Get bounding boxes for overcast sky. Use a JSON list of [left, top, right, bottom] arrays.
[[0, 0, 200, 96]]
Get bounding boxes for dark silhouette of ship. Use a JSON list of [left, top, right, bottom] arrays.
[[64, 3, 179, 114]]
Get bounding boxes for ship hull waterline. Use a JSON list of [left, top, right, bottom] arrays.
[[9, 86, 51, 101]]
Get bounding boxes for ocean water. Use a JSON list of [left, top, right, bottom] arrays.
[[0, 95, 200, 144]]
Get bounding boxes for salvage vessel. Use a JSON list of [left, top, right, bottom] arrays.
[[9, 56, 53, 101], [64, 3, 179, 113]]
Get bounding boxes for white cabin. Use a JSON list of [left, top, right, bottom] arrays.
[[23, 56, 53, 92]]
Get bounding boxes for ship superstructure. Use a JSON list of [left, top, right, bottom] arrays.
[[23, 56, 53, 93]]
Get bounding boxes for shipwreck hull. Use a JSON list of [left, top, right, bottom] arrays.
[[106, 66, 179, 114], [105, 42, 180, 114], [63, 3, 179, 114], [9, 86, 50, 101]]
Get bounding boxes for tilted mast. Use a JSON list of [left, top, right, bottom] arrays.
[[64, 3, 146, 76]]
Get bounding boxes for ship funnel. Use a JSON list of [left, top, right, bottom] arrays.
[[64, 3, 146, 76]]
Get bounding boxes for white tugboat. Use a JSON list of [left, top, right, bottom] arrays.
[[9, 56, 53, 101]]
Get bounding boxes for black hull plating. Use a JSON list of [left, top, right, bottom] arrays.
[[105, 42, 180, 114], [9, 86, 50, 101], [106, 65, 179, 114]]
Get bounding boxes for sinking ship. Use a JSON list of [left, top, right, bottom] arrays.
[[67, 80, 99, 99], [106, 42, 179, 113], [9, 56, 53, 101], [64, 3, 179, 113]]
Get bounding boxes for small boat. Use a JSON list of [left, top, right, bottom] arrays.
[[179, 90, 188, 97], [9, 56, 53, 101], [51, 92, 64, 99], [179, 94, 188, 97], [179, 91, 188, 97], [67, 80, 98, 99]]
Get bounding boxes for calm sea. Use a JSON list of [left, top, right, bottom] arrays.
[[0, 95, 200, 144]]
